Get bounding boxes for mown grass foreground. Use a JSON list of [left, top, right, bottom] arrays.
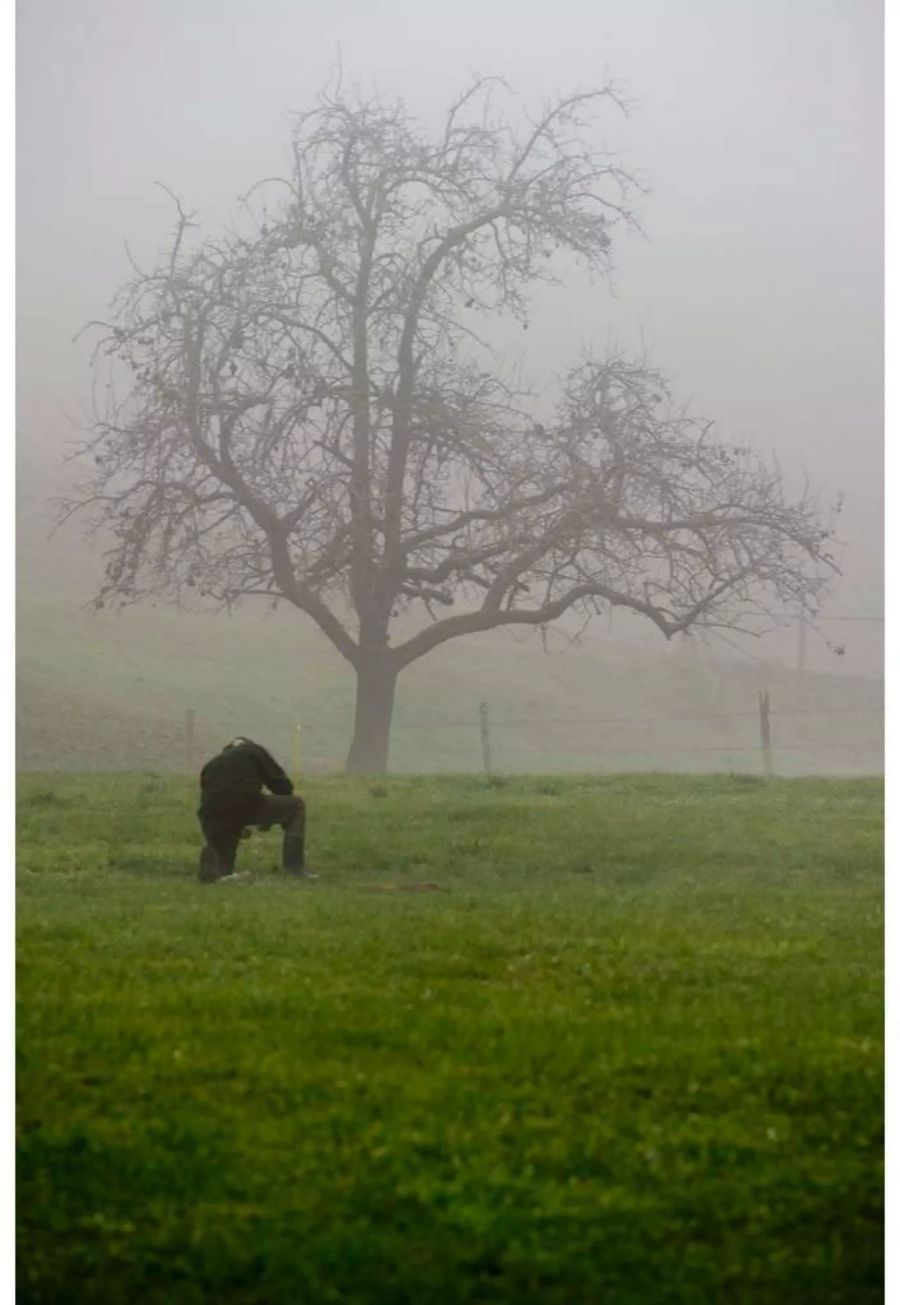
[[17, 773, 883, 1303]]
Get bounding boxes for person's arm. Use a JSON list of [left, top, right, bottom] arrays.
[[251, 743, 295, 796]]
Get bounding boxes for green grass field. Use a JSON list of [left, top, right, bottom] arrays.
[[17, 772, 883, 1303]]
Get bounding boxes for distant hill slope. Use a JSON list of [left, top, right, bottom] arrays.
[[17, 595, 883, 775]]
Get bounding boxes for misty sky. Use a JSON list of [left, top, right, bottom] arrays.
[[16, 0, 883, 662]]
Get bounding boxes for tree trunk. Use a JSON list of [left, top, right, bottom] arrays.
[[345, 655, 398, 775]]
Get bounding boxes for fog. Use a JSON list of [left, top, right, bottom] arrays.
[[16, 0, 883, 771]]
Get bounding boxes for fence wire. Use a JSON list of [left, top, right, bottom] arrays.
[[18, 698, 883, 776]]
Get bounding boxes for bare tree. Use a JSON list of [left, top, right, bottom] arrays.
[[66, 78, 837, 773]]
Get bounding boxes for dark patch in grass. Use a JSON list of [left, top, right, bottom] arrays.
[[22, 789, 67, 809], [112, 856, 190, 880], [534, 779, 564, 797], [358, 881, 447, 894], [601, 860, 662, 888]]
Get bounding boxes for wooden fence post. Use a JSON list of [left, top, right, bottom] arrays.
[[185, 708, 197, 773], [479, 702, 493, 780], [758, 690, 773, 777]]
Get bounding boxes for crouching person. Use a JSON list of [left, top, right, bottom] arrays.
[[197, 737, 318, 883]]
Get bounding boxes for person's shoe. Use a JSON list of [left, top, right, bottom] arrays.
[[285, 867, 320, 881]]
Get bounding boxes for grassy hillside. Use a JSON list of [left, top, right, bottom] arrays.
[[17, 594, 883, 775], [17, 772, 883, 1303]]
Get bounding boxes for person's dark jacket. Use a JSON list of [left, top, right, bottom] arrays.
[[198, 739, 294, 831]]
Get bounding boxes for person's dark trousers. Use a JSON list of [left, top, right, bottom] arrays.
[[258, 794, 306, 870], [199, 795, 306, 881]]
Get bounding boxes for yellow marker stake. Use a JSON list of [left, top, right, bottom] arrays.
[[292, 724, 302, 783]]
